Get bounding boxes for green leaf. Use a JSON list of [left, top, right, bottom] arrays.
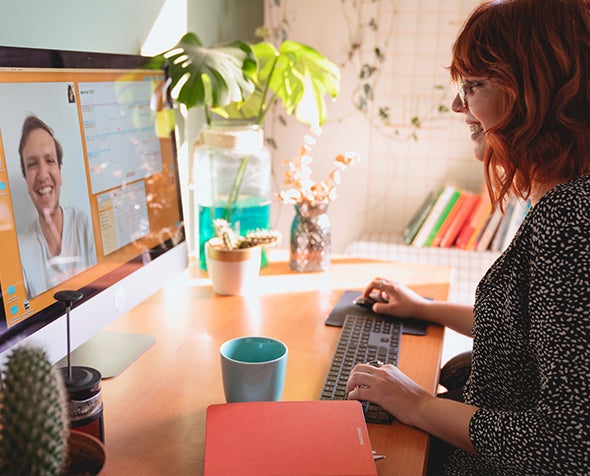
[[214, 40, 340, 126], [274, 41, 340, 126], [156, 33, 256, 112]]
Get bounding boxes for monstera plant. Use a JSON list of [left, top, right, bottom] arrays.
[[149, 32, 340, 127]]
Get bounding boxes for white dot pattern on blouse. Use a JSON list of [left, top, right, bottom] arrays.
[[446, 175, 590, 475]]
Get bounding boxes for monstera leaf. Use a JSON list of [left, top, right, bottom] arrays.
[[214, 40, 341, 126], [148, 33, 257, 113]]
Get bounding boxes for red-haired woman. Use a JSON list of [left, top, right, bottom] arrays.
[[347, 1, 590, 474]]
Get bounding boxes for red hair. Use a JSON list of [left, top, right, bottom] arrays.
[[450, 0, 590, 207]]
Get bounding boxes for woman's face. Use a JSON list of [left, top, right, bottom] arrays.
[[452, 78, 504, 161]]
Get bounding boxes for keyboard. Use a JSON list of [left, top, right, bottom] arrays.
[[320, 313, 401, 425]]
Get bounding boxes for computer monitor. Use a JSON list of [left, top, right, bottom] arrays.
[[0, 45, 187, 377]]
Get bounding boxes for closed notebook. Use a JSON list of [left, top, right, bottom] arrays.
[[204, 400, 378, 476]]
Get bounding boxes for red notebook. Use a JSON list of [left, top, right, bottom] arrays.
[[204, 400, 378, 476]]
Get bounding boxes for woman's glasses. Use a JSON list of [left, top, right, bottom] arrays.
[[456, 77, 468, 107], [455, 77, 482, 107]]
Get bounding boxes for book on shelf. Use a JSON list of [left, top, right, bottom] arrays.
[[402, 189, 439, 245], [423, 188, 462, 247], [475, 207, 503, 251], [455, 188, 492, 250], [411, 185, 458, 247], [430, 191, 467, 247], [439, 192, 481, 248], [490, 200, 515, 252], [492, 198, 531, 251]]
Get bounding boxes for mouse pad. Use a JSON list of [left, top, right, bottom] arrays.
[[325, 290, 428, 336]]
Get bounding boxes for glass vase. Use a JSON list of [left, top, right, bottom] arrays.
[[192, 124, 271, 270], [290, 201, 331, 272]]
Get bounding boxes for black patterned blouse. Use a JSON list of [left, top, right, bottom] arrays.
[[446, 175, 590, 475]]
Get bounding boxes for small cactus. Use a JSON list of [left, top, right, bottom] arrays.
[[212, 219, 281, 250], [236, 229, 282, 249], [0, 345, 69, 476]]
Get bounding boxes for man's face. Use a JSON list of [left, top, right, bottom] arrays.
[[21, 128, 62, 216]]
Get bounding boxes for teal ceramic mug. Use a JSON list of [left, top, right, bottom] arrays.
[[220, 336, 288, 403]]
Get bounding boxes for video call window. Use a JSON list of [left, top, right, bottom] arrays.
[[0, 66, 183, 331]]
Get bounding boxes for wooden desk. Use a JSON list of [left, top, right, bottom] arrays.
[[100, 257, 450, 475]]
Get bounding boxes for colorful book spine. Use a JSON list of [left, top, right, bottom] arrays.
[[424, 189, 462, 247], [475, 208, 503, 251], [498, 198, 531, 250], [402, 190, 439, 245], [455, 189, 492, 250], [430, 192, 466, 248], [490, 200, 516, 252], [439, 192, 481, 248], [411, 185, 457, 247]]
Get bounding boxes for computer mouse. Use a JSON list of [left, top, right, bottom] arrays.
[[353, 294, 387, 310]]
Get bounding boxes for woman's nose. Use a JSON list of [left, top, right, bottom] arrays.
[[451, 93, 465, 113]]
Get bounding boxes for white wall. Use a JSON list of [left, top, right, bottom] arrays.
[[0, 0, 167, 53], [264, 0, 483, 253]]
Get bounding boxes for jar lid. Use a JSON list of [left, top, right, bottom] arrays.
[[59, 366, 102, 398], [200, 125, 263, 151]]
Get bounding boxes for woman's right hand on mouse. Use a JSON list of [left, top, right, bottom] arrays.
[[364, 278, 430, 319]]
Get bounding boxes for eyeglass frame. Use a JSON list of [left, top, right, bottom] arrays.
[[456, 77, 466, 106], [455, 76, 484, 107]]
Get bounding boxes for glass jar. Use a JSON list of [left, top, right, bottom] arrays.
[[290, 200, 331, 272], [192, 124, 271, 270], [60, 366, 105, 443]]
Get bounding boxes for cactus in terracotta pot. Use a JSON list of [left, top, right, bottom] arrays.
[[0, 345, 69, 476]]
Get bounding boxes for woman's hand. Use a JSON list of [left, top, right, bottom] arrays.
[[348, 362, 478, 453], [364, 277, 430, 319], [346, 363, 433, 428]]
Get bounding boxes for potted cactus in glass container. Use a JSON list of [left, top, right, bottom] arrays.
[[0, 345, 106, 475], [205, 219, 280, 295]]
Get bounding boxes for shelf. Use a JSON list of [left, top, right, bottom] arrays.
[[345, 233, 501, 305]]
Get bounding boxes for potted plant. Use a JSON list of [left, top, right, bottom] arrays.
[[0, 345, 106, 475], [148, 33, 341, 269], [206, 218, 281, 295]]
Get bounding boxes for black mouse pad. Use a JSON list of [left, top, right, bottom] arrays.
[[325, 290, 429, 336]]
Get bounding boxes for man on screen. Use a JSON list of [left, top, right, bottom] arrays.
[[18, 114, 96, 298]]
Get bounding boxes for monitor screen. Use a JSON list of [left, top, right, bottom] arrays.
[[0, 46, 187, 371]]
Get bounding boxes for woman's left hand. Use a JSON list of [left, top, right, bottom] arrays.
[[346, 362, 433, 428]]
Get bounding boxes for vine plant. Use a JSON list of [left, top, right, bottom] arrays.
[[265, 0, 452, 141]]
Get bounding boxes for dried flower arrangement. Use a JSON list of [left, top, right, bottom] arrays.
[[278, 127, 360, 205], [209, 219, 281, 251]]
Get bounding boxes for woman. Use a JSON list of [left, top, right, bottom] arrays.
[[346, 0, 590, 474]]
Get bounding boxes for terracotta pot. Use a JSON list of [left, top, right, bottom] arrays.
[[205, 241, 261, 295], [63, 430, 106, 476]]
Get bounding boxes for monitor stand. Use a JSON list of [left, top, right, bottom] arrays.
[[55, 331, 155, 379]]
